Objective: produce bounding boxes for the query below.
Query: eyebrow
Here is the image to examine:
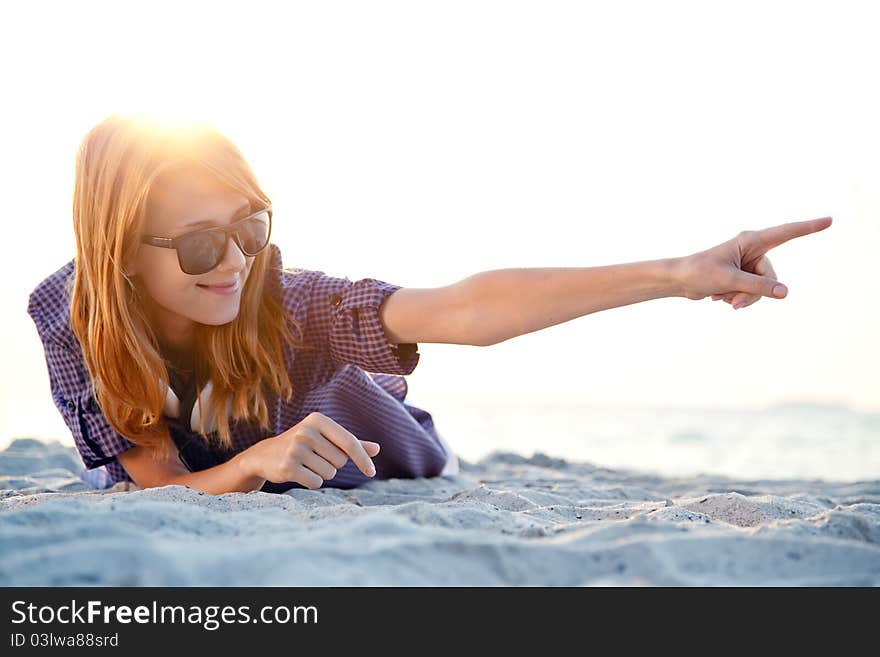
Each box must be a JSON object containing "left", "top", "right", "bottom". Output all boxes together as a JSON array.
[{"left": 180, "top": 200, "right": 252, "bottom": 230}]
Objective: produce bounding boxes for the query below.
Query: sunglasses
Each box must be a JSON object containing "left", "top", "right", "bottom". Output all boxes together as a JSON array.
[{"left": 141, "top": 205, "right": 273, "bottom": 275}]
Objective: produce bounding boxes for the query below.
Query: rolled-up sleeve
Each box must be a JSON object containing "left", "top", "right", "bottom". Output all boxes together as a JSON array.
[{"left": 303, "top": 271, "right": 420, "bottom": 376}]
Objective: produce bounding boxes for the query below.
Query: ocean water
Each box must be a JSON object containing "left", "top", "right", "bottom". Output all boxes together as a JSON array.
[
  {"left": 423, "top": 400, "right": 880, "bottom": 483},
  {"left": 3, "top": 396, "right": 878, "bottom": 484}
]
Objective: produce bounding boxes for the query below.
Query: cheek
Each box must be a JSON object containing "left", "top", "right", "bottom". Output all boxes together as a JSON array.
[{"left": 138, "top": 254, "right": 196, "bottom": 301}]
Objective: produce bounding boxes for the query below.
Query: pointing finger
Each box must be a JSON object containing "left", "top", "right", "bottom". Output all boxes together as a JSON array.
[{"left": 751, "top": 216, "right": 833, "bottom": 252}]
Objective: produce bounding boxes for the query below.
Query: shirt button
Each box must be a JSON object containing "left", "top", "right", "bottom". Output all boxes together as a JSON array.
[
  {"left": 330, "top": 293, "right": 342, "bottom": 307},
  {"left": 65, "top": 400, "right": 76, "bottom": 413}
]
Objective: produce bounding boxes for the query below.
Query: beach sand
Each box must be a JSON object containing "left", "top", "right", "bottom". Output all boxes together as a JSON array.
[{"left": 1, "top": 437, "right": 878, "bottom": 586}]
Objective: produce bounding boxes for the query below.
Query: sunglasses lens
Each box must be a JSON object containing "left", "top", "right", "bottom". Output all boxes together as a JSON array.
[
  {"left": 178, "top": 231, "right": 228, "bottom": 275},
  {"left": 173, "top": 209, "right": 271, "bottom": 274},
  {"left": 235, "top": 211, "right": 271, "bottom": 255}
]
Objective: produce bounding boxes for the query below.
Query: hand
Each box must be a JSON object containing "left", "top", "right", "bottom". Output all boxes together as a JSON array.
[
  {"left": 240, "top": 412, "right": 381, "bottom": 489},
  {"left": 673, "top": 216, "right": 833, "bottom": 308}
]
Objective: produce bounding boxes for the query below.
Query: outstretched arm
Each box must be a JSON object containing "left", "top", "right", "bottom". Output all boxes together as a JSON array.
[
  {"left": 379, "top": 216, "right": 833, "bottom": 347},
  {"left": 463, "top": 258, "right": 682, "bottom": 346}
]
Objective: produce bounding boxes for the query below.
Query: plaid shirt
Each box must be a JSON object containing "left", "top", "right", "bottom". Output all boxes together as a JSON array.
[{"left": 27, "top": 243, "right": 454, "bottom": 491}]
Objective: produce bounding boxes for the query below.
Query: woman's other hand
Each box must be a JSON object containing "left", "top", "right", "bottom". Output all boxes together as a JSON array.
[
  {"left": 673, "top": 216, "right": 833, "bottom": 309},
  {"left": 239, "top": 412, "right": 380, "bottom": 489}
]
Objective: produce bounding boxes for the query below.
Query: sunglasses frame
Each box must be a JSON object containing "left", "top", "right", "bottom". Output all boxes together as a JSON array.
[{"left": 141, "top": 205, "right": 273, "bottom": 275}]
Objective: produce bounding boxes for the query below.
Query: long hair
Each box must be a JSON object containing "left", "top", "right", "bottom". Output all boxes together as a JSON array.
[{"left": 68, "top": 113, "right": 316, "bottom": 463}]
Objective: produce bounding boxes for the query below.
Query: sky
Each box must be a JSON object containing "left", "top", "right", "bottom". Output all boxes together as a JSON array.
[{"left": 1, "top": 0, "right": 878, "bottom": 449}]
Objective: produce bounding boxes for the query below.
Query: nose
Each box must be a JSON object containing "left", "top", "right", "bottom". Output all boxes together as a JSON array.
[{"left": 215, "top": 234, "right": 248, "bottom": 273}]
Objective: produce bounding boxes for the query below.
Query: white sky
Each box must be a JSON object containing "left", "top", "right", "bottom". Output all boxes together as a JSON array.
[{"left": 1, "top": 0, "right": 878, "bottom": 447}]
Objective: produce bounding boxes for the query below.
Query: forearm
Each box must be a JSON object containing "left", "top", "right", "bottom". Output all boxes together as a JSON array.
[
  {"left": 462, "top": 257, "right": 684, "bottom": 346},
  {"left": 161, "top": 451, "right": 267, "bottom": 495}
]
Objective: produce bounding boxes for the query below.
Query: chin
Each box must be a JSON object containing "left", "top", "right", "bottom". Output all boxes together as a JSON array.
[
  {"left": 210, "top": 311, "right": 241, "bottom": 326},
  {"left": 195, "top": 307, "right": 241, "bottom": 326}
]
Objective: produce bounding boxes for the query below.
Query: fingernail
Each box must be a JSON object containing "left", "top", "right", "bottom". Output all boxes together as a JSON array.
[
  {"left": 367, "top": 463, "right": 376, "bottom": 477},
  {"left": 772, "top": 284, "right": 788, "bottom": 298}
]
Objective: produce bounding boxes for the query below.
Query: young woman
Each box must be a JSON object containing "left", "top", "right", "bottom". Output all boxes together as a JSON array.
[{"left": 27, "top": 114, "right": 832, "bottom": 496}]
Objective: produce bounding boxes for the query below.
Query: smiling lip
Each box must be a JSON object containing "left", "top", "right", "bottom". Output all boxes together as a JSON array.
[{"left": 197, "top": 281, "right": 239, "bottom": 295}]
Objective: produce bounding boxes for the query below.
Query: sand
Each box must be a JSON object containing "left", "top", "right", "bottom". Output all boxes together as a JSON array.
[{"left": 1, "top": 437, "right": 878, "bottom": 586}]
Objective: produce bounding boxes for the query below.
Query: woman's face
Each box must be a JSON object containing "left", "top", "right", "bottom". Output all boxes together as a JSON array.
[{"left": 128, "top": 168, "right": 256, "bottom": 348}]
